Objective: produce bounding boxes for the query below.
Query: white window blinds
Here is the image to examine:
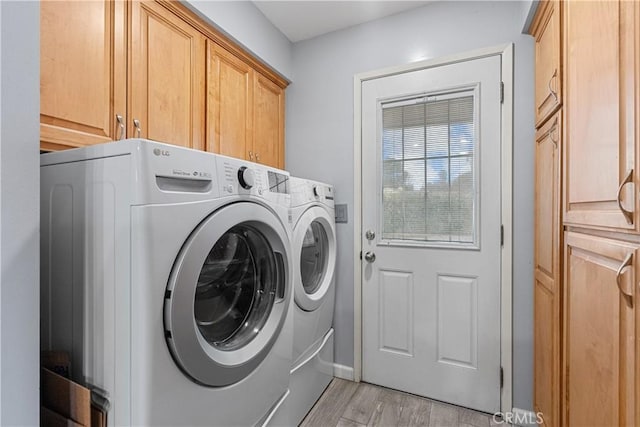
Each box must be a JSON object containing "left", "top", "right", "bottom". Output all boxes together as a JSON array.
[{"left": 381, "top": 93, "right": 476, "bottom": 244}]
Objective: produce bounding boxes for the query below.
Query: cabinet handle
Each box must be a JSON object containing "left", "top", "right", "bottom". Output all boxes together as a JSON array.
[
  {"left": 248, "top": 151, "right": 254, "bottom": 161},
  {"left": 616, "top": 252, "right": 633, "bottom": 302},
  {"left": 616, "top": 169, "right": 634, "bottom": 225},
  {"left": 116, "top": 114, "right": 125, "bottom": 141},
  {"left": 548, "top": 69, "right": 558, "bottom": 103},
  {"left": 133, "top": 119, "right": 142, "bottom": 138},
  {"left": 255, "top": 152, "right": 260, "bottom": 162}
]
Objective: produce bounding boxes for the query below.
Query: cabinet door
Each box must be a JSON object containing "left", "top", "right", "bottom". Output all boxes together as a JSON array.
[
  {"left": 40, "top": 0, "right": 126, "bottom": 150},
  {"left": 531, "top": 0, "right": 561, "bottom": 127},
  {"left": 563, "top": 0, "right": 638, "bottom": 230},
  {"left": 534, "top": 112, "right": 561, "bottom": 427},
  {"left": 564, "top": 232, "right": 636, "bottom": 427},
  {"left": 253, "top": 74, "right": 285, "bottom": 169},
  {"left": 129, "top": 1, "right": 205, "bottom": 150},
  {"left": 206, "top": 42, "right": 253, "bottom": 160}
]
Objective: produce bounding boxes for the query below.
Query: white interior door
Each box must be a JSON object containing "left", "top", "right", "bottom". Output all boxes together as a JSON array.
[{"left": 361, "top": 55, "right": 502, "bottom": 413}]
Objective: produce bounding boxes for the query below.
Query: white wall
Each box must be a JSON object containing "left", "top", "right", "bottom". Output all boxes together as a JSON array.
[
  {"left": 185, "top": 0, "right": 293, "bottom": 80},
  {"left": 286, "top": 1, "right": 535, "bottom": 411},
  {"left": 0, "top": 1, "right": 40, "bottom": 424}
]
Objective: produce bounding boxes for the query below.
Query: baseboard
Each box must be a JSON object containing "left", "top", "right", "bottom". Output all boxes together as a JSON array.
[
  {"left": 508, "top": 408, "right": 542, "bottom": 427},
  {"left": 333, "top": 364, "right": 354, "bottom": 381}
]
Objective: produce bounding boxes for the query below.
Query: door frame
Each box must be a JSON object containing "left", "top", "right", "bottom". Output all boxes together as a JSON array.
[{"left": 352, "top": 44, "right": 514, "bottom": 412}]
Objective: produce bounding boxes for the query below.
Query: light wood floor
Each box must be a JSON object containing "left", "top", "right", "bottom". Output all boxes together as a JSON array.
[{"left": 301, "top": 379, "right": 508, "bottom": 427}]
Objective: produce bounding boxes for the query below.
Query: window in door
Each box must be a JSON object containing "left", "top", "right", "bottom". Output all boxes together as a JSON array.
[{"left": 381, "top": 90, "right": 478, "bottom": 247}]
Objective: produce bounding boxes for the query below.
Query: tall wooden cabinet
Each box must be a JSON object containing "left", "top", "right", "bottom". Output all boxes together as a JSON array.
[
  {"left": 531, "top": 2, "right": 563, "bottom": 425},
  {"left": 564, "top": 233, "right": 636, "bottom": 427},
  {"left": 40, "top": 0, "right": 288, "bottom": 168},
  {"left": 563, "top": 0, "right": 638, "bottom": 230},
  {"left": 532, "top": 0, "right": 561, "bottom": 127},
  {"left": 531, "top": 1, "right": 639, "bottom": 425},
  {"left": 533, "top": 111, "right": 561, "bottom": 427}
]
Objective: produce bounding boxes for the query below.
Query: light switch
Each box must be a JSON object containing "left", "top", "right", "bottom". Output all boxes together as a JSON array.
[{"left": 335, "top": 204, "right": 348, "bottom": 223}]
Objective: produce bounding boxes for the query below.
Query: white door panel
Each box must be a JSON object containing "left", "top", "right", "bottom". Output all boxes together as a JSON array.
[{"left": 361, "top": 55, "right": 501, "bottom": 413}]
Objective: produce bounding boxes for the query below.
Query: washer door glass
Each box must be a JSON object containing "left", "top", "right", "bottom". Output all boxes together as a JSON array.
[
  {"left": 300, "top": 221, "right": 329, "bottom": 295},
  {"left": 195, "top": 225, "right": 277, "bottom": 351},
  {"left": 164, "top": 202, "right": 291, "bottom": 387}
]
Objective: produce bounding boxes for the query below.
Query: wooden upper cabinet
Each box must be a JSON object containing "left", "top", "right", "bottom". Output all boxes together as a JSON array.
[
  {"left": 129, "top": 1, "right": 205, "bottom": 150},
  {"left": 563, "top": 0, "right": 638, "bottom": 230},
  {"left": 41, "top": 1, "right": 287, "bottom": 157},
  {"left": 40, "top": 0, "right": 126, "bottom": 150},
  {"left": 206, "top": 42, "right": 253, "bottom": 160},
  {"left": 530, "top": 0, "right": 561, "bottom": 127},
  {"left": 564, "top": 232, "right": 636, "bottom": 427},
  {"left": 253, "top": 74, "right": 285, "bottom": 169},
  {"left": 206, "top": 41, "right": 285, "bottom": 169},
  {"left": 534, "top": 111, "right": 561, "bottom": 427}
]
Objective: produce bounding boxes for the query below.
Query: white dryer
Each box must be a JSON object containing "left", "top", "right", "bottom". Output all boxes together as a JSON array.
[
  {"left": 286, "top": 177, "right": 337, "bottom": 426},
  {"left": 40, "top": 139, "right": 293, "bottom": 426}
]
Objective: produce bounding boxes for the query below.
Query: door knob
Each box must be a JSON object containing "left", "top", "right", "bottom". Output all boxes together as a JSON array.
[
  {"left": 365, "top": 230, "right": 375, "bottom": 240},
  {"left": 364, "top": 251, "right": 376, "bottom": 263}
]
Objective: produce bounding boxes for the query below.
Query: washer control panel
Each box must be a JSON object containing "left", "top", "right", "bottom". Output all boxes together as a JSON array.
[
  {"left": 215, "top": 156, "right": 290, "bottom": 207},
  {"left": 237, "top": 166, "right": 255, "bottom": 190}
]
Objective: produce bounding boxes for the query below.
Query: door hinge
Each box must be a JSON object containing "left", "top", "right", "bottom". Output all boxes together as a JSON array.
[
  {"left": 500, "top": 82, "right": 504, "bottom": 104},
  {"left": 500, "top": 366, "right": 504, "bottom": 388},
  {"left": 500, "top": 225, "right": 504, "bottom": 247}
]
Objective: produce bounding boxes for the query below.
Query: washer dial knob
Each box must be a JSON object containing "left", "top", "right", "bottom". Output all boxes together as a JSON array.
[
  {"left": 313, "top": 186, "right": 320, "bottom": 197},
  {"left": 237, "top": 166, "right": 255, "bottom": 190}
]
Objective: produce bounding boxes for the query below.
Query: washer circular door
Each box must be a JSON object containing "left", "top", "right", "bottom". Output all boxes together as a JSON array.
[
  {"left": 293, "top": 206, "right": 336, "bottom": 311},
  {"left": 164, "top": 202, "right": 291, "bottom": 387}
]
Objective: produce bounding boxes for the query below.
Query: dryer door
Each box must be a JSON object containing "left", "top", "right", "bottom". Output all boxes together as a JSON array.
[
  {"left": 293, "top": 206, "right": 337, "bottom": 311},
  {"left": 164, "top": 202, "right": 291, "bottom": 386}
]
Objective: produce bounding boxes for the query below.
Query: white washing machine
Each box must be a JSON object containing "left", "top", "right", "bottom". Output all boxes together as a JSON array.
[
  {"left": 280, "top": 177, "right": 337, "bottom": 426},
  {"left": 40, "top": 139, "right": 293, "bottom": 426}
]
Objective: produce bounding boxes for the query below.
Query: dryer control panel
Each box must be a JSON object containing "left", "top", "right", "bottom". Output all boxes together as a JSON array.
[{"left": 290, "top": 177, "right": 335, "bottom": 209}]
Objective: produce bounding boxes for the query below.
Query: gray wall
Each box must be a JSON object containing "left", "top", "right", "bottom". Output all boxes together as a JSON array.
[
  {"left": 285, "top": 1, "right": 535, "bottom": 411},
  {"left": 185, "top": 1, "right": 293, "bottom": 80},
  {"left": 0, "top": 1, "right": 40, "bottom": 424},
  {"left": 520, "top": 0, "right": 539, "bottom": 33},
  {"left": 0, "top": 2, "right": 284, "bottom": 422}
]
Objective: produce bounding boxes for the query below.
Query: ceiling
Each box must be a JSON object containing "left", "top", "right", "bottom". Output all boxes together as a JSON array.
[{"left": 253, "top": 1, "right": 433, "bottom": 43}]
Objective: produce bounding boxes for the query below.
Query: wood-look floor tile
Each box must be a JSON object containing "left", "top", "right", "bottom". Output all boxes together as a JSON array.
[
  {"left": 489, "top": 416, "right": 511, "bottom": 427},
  {"left": 398, "top": 395, "right": 432, "bottom": 427},
  {"left": 367, "top": 387, "right": 407, "bottom": 426},
  {"left": 337, "top": 417, "right": 367, "bottom": 427},
  {"left": 428, "top": 402, "right": 459, "bottom": 427},
  {"left": 301, "top": 378, "right": 359, "bottom": 427},
  {"left": 377, "top": 387, "right": 406, "bottom": 406},
  {"left": 368, "top": 399, "right": 404, "bottom": 426},
  {"left": 305, "top": 380, "right": 498, "bottom": 427},
  {"left": 341, "top": 383, "right": 382, "bottom": 425},
  {"left": 459, "top": 408, "right": 491, "bottom": 427}
]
